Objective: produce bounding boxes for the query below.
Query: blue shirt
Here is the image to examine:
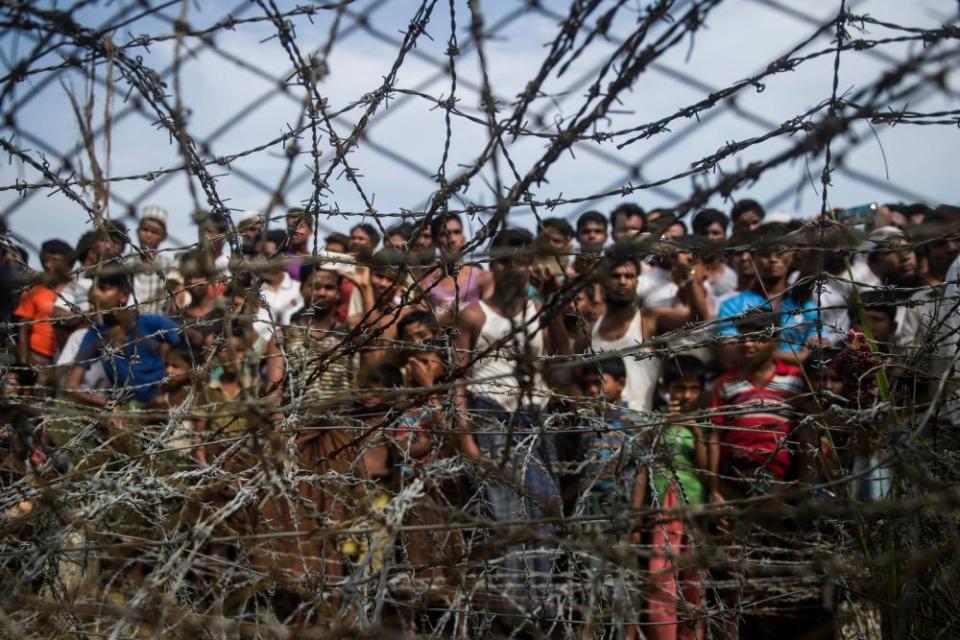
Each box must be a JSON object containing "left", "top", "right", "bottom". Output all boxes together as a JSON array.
[
  {"left": 581, "top": 404, "right": 642, "bottom": 493},
  {"left": 76, "top": 314, "right": 182, "bottom": 403},
  {"left": 717, "top": 290, "right": 818, "bottom": 353}
]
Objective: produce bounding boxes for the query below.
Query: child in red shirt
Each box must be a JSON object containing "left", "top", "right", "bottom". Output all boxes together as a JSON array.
[
  {"left": 708, "top": 312, "right": 817, "bottom": 500},
  {"left": 15, "top": 240, "right": 73, "bottom": 391}
]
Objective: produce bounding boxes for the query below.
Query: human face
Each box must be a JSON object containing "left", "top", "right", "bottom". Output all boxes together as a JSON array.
[
  {"left": 568, "top": 286, "right": 604, "bottom": 323},
  {"left": 737, "top": 209, "right": 763, "bottom": 231},
  {"left": 605, "top": 261, "right": 639, "bottom": 304},
  {"left": 929, "top": 238, "right": 960, "bottom": 275},
  {"left": 864, "top": 309, "right": 895, "bottom": 345},
  {"left": 437, "top": 219, "right": 466, "bottom": 253},
  {"left": 91, "top": 281, "right": 129, "bottom": 311},
  {"left": 820, "top": 366, "right": 844, "bottom": 397},
  {"left": 401, "top": 321, "right": 435, "bottom": 345},
  {"left": 164, "top": 355, "right": 191, "bottom": 389},
  {"left": 612, "top": 213, "right": 644, "bottom": 242},
  {"left": 412, "top": 351, "right": 445, "bottom": 384},
  {"left": 667, "top": 378, "right": 703, "bottom": 413},
  {"left": 301, "top": 270, "right": 340, "bottom": 313},
  {"left": 241, "top": 223, "right": 263, "bottom": 246},
  {"left": 40, "top": 251, "right": 69, "bottom": 276},
  {"left": 370, "top": 268, "right": 400, "bottom": 300},
  {"left": 540, "top": 227, "right": 571, "bottom": 254},
  {"left": 217, "top": 336, "right": 248, "bottom": 375},
  {"left": 738, "top": 330, "right": 776, "bottom": 368},
  {"left": 578, "top": 221, "right": 607, "bottom": 251},
  {"left": 202, "top": 223, "right": 227, "bottom": 255},
  {"left": 96, "top": 235, "right": 121, "bottom": 260},
  {"left": 663, "top": 223, "right": 685, "bottom": 242},
  {"left": 731, "top": 249, "right": 753, "bottom": 282},
  {"left": 185, "top": 275, "right": 210, "bottom": 302},
  {"left": 387, "top": 233, "right": 407, "bottom": 250},
  {"left": 286, "top": 215, "right": 311, "bottom": 247},
  {"left": 491, "top": 254, "right": 532, "bottom": 294},
  {"left": 872, "top": 240, "right": 915, "bottom": 281},
  {"left": 703, "top": 222, "right": 726, "bottom": 243},
  {"left": 753, "top": 248, "right": 792, "bottom": 285},
  {"left": 350, "top": 228, "right": 375, "bottom": 258},
  {"left": 417, "top": 227, "right": 434, "bottom": 249},
  {"left": 137, "top": 219, "right": 166, "bottom": 250},
  {"left": 325, "top": 240, "right": 348, "bottom": 254},
  {"left": 582, "top": 371, "right": 624, "bottom": 403}
]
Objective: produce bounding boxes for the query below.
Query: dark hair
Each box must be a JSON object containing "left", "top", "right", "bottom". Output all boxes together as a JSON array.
[
  {"left": 429, "top": 213, "right": 463, "bottom": 243},
  {"left": 604, "top": 241, "right": 643, "bottom": 274},
  {"left": 201, "top": 211, "right": 231, "bottom": 232},
  {"left": 610, "top": 202, "right": 646, "bottom": 228},
  {"left": 387, "top": 222, "right": 414, "bottom": 242},
  {"left": 734, "top": 309, "right": 781, "bottom": 334},
  {"left": 883, "top": 202, "right": 908, "bottom": 214},
  {"left": 361, "top": 362, "right": 405, "bottom": 389},
  {"left": 75, "top": 231, "right": 99, "bottom": 263},
  {"left": 645, "top": 211, "right": 682, "bottom": 237},
  {"left": 539, "top": 217, "right": 574, "bottom": 239},
  {"left": 299, "top": 262, "right": 340, "bottom": 286},
  {"left": 489, "top": 227, "right": 534, "bottom": 255},
  {"left": 351, "top": 222, "right": 381, "bottom": 248},
  {"left": 585, "top": 355, "right": 627, "bottom": 381},
  {"left": 286, "top": 208, "right": 314, "bottom": 228},
  {"left": 748, "top": 221, "right": 792, "bottom": 254},
  {"left": 40, "top": 239, "right": 73, "bottom": 259},
  {"left": 106, "top": 220, "right": 129, "bottom": 243},
  {"left": 371, "top": 247, "right": 405, "bottom": 272},
  {"left": 661, "top": 355, "right": 706, "bottom": 386},
  {"left": 166, "top": 341, "right": 200, "bottom": 366},
  {"left": 576, "top": 210, "right": 608, "bottom": 233},
  {"left": 666, "top": 219, "right": 688, "bottom": 235},
  {"left": 849, "top": 290, "right": 898, "bottom": 325},
  {"left": 325, "top": 232, "right": 351, "bottom": 249},
  {"left": 397, "top": 310, "right": 440, "bottom": 340},
  {"left": 691, "top": 209, "right": 729, "bottom": 236},
  {"left": 265, "top": 229, "right": 288, "bottom": 251},
  {"left": 93, "top": 261, "right": 133, "bottom": 292},
  {"left": 906, "top": 202, "right": 932, "bottom": 223},
  {"left": 804, "top": 345, "right": 840, "bottom": 378},
  {"left": 730, "top": 199, "right": 766, "bottom": 223}
]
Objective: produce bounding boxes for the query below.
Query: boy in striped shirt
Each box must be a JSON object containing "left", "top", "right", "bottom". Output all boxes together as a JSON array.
[{"left": 708, "top": 312, "right": 817, "bottom": 500}]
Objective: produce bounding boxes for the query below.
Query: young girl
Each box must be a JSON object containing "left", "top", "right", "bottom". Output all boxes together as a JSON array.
[{"left": 635, "top": 356, "right": 709, "bottom": 640}]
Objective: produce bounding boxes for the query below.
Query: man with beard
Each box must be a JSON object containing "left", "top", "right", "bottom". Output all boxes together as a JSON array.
[
  {"left": 580, "top": 244, "right": 709, "bottom": 413},
  {"left": 455, "top": 228, "right": 567, "bottom": 606},
  {"left": 264, "top": 264, "right": 357, "bottom": 411},
  {"left": 717, "top": 223, "right": 819, "bottom": 364}
]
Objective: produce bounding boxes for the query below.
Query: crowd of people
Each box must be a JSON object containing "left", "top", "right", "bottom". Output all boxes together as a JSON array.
[{"left": 1, "top": 198, "right": 957, "bottom": 637}]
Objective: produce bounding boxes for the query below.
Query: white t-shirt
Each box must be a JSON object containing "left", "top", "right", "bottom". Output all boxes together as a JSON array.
[
  {"left": 636, "top": 266, "right": 676, "bottom": 309},
  {"left": 254, "top": 273, "right": 304, "bottom": 338},
  {"left": 57, "top": 275, "right": 93, "bottom": 314},
  {"left": 57, "top": 326, "right": 110, "bottom": 391}
]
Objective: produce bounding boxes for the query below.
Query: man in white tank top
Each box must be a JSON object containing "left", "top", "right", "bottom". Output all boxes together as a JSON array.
[
  {"left": 579, "top": 248, "right": 709, "bottom": 413},
  {"left": 454, "top": 228, "right": 568, "bottom": 604}
]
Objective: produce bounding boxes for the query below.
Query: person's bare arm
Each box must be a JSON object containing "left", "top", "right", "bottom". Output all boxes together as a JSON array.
[
  {"left": 774, "top": 343, "right": 811, "bottom": 365},
  {"left": 455, "top": 303, "right": 484, "bottom": 460},
  {"left": 707, "top": 428, "right": 721, "bottom": 499},
  {"left": 690, "top": 424, "right": 709, "bottom": 472},
  {"left": 262, "top": 335, "right": 284, "bottom": 400},
  {"left": 17, "top": 323, "right": 30, "bottom": 365},
  {"left": 65, "top": 365, "right": 107, "bottom": 407},
  {"left": 343, "top": 267, "right": 374, "bottom": 313}
]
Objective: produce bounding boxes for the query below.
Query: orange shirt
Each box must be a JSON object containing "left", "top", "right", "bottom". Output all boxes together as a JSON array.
[{"left": 15, "top": 285, "right": 59, "bottom": 358}]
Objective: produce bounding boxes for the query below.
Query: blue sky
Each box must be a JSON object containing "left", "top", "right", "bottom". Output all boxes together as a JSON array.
[{"left": 1, "top": 0, "right": 957, "bottom": 262}]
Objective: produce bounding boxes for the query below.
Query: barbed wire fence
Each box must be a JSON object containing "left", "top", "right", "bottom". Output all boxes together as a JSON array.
[{"left": 0, "top": 0, "right": 959, "bottom": 638}]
